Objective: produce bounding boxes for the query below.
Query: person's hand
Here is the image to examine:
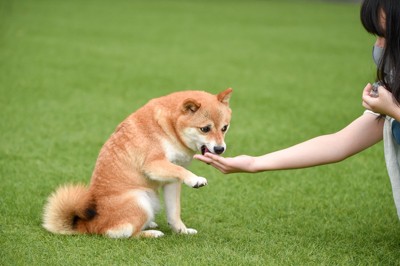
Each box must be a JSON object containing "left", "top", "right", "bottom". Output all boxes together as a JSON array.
[
  {"left": 362, "top": 83, "right": 397, "bottom": 117},
  {"left": 193, "top": 153, "right": 257, "bottom": 174}
]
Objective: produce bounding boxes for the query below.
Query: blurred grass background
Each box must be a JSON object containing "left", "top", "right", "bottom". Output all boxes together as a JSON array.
[{"left": 1, "top": 0, "right": 400, "bottom": 265}]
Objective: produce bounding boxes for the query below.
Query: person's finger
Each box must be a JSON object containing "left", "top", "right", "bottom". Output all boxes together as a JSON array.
[
  {"left": 362, "top": 101, "right": 372, "bottom": 110},
  {"left": 362, "top": 83, "right": 372, "bottom": 95},
  {"left": 209, "top": 161, "right": 229, "bottom": 173},
  {"left": 204, "top": 152, "right": 224, "bottom": 161},
  {"left": 362, "top": 90, "right": 377, "bottom": 104},
  {"left": 193, "top": 154, "right": 214, "bottom": 164}
]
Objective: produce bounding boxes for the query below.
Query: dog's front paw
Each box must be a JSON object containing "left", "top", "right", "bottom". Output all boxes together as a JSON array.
[
  {"left": 184, "top": 176, "right": 208, "bottom": 188},
  {"left": 170, "top": 223, "right": 198, "bottom": 235},
  {"left": 176, "top": 227, "right": 198, "bottom": 235}
]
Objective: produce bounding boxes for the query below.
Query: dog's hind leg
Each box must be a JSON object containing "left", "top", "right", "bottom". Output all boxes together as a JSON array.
[
  {"left": 137, "top": 229, "right": 164, "bottom": 238},
  {"left": 106, "top": 223, "right": 164, "bottom": 239},
  {"left": 101, "top": 190, "right": 164, "bottom": 238}
]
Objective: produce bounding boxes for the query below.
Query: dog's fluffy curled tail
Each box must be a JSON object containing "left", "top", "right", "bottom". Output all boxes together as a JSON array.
[{"left": 42, "top": 184, "right": 92, "bottom": 235}]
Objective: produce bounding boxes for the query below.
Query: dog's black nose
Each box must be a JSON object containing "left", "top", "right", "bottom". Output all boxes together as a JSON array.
[{"left": 214, "top": 146, "right": 225, "bottom": 154}]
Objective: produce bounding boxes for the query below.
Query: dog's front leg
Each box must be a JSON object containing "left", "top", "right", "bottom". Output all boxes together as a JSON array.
[
  {"left": 163, "top": 182, "right": 197, "bottom": 234},
  {"left": 144, "top": 160, "right": 207, "bottom": 188}
]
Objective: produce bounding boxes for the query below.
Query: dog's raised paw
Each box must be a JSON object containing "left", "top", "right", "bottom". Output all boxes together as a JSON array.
[{"left": 185, "top": 176, "right": 208, "bottom": 188}]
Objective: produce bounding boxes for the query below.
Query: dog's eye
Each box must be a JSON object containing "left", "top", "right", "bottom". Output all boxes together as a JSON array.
[
  {"left": 221, "top": 125, "right": 228, "bottom": 132},
  {"left": 200, "top": 126, "right": 211, "bottom": 133}
]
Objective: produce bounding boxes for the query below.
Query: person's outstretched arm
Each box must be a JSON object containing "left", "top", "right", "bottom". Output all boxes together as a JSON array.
[
  {"left": 194, "top": 83, "right": 397, "bottom": 174},
  {"left": 194, "top": 112, "right": 384, "bottom": 173}
]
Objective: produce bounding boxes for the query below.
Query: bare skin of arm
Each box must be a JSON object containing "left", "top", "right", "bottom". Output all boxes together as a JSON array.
[
  {"left": 194, "top": 112, "right": 383, "bottom": 173},
  {"left": 194, "top": 83, "right": 400, "bottom": 174}
]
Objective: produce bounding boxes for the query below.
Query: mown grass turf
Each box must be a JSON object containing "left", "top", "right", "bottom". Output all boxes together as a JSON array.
[{"left": 2, "top": 0, "right": 400, "bottom": 265}]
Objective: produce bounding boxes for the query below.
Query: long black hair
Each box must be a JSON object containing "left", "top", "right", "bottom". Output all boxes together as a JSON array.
[{"left": 361, "top": 0, "right": 400, "bottom": 103}]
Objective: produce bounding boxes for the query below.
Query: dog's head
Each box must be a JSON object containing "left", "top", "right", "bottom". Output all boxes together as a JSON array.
[{"left": 177, "top": 88, "right": 232, "bottom": 155}]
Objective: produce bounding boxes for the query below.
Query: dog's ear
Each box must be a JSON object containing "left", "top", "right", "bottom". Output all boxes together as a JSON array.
[
  {"left": 217, "top": 88, "right": 233, "bottom": 105},
  {"left": 182, "top": 98, "right": 201, "bottom": 113}
]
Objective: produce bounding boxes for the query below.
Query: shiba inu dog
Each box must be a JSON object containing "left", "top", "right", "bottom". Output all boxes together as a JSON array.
[{"left": 43, "top": 88, "right": 232, "bottom": 238}]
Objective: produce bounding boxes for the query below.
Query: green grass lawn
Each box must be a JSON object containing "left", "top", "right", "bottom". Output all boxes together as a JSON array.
[{"left": 2, "top": 0, "right": 400, "bottom": 264}]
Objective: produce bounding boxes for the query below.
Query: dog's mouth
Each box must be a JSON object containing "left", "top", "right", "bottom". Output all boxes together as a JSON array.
[{"left": 201, "top": 145, "right": 210, "bottom": 155}]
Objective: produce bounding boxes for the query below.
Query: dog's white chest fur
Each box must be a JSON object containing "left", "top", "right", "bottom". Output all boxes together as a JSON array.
[{"left": 162, "top": 140, "right": 192, "bottom": 167}]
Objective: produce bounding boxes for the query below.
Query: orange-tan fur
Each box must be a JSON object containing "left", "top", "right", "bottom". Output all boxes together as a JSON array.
[{"left": 43, "top": 88, "right": 232, "bottom": 238}]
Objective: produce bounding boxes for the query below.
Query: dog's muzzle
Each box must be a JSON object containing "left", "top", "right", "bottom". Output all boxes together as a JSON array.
[{"left": 201, "top": 145, "right": 225, "bottom": 155}]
